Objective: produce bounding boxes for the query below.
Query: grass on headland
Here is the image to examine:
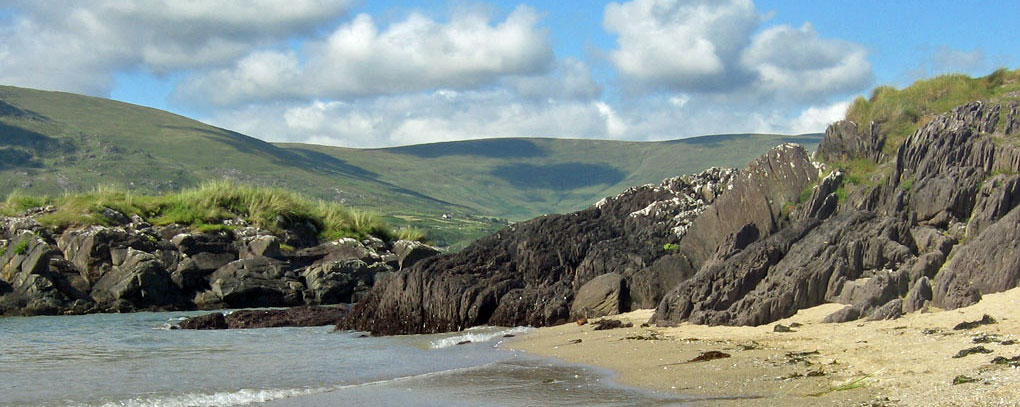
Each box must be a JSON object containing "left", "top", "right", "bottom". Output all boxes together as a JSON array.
[
  {"left": 844, "top": 68, "right": 1020, "bottom": 158},
  {"left": 0, "top": 181, "right": 427, "bottom": 243}
]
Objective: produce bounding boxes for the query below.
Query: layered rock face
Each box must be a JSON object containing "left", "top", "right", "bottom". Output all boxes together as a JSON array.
[
  {"left": 341, "top": 148, "right": 818, "bottom": 335},
  {"left": 0, "top": 214, "right": 437, "bottom": 316},
  {"left": 653, "top": 100, "right": 1020, "bottom": 326}
]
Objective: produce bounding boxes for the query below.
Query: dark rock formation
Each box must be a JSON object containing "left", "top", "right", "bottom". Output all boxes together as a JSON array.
[
  {"left": 177, "top": 305, "right": 349, "bottom": 329},
  {"left": 816, "top": 120, "right": 885, "bottom": 163},
  {"left": 341, "top": 150, "right": 808, "bottom": 335}
]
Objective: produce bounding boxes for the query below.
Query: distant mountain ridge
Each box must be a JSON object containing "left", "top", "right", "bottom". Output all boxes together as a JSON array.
[{"left": 0, "top": 84, "right": 821, "bottom": 247}]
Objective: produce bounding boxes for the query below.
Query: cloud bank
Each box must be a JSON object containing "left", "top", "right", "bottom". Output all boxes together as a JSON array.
[{"left": 0, "top": 0, "right": 876, "bottom": 147}]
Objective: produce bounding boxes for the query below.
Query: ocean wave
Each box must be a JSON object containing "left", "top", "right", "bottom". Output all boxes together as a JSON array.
[
  {"left": 81, "top": 387, "right": 324, "bottom": 407},
  {"left": 75, "top": 364, "right": 498, "bottom": 407},
  {"left": 430, "top": 326, "right": 532, "bottom": 349}
]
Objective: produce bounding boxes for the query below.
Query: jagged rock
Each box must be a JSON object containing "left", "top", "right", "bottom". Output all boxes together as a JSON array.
[
  {"left": 908, "top": 252, "right": 945, "bottom": 282},
  {"left": 392, "top": 240, "right": 441, "bottom": 270},
  {"left": 822, "top": 306, "right": 861, "bottom": 323},
  {"left": 653, "top": 210, "right": 914, "bottom": 326},
  {"left": 967, "top": 174, "right": 1020, "bottom": 238},
  {"left": 867, "top": 298, "right": 904, "bottom": 321},
  {"left": 933, "top": 204, "right": 1020, "bottom": 309},
  {"left": 909, "top": 227, "right": 956, "bottom": 256},
  {"left": 904, "top": 277, "right": 932, "bottom": 313},
  {"left": 798, "top": 171, "right": 843, "bottom": 221},
  {"left": 302, "top": 259, "right": 375, "bottom": 304},
  {"left": 187, "top": 252, "right": 236, "bottom": 272},
  {"left": 0, "top": 234, "right": 89, "bottom": 315},
  {"left": 675, "top": 144, "right": 819, "bottom": 275},
  {"left": 816, "top": 120, "right": 885, "bottom": 162},
  {"left": 209, "top": 256, "right": 303, "bottom": 308},
  {"left": 570, "top": 272, "right": 626, "bottom": 320},
  {"left": 90, "top": 248, "right": 185, "bottom": 311},
  {"left": 908, "top": 167, "right": 982, "bottom": 227},
  {"left": 340, "top": 167, "right": 736, "bottom": 335}
]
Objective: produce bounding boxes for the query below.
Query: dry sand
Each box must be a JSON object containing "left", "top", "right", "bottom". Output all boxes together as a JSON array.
[{"left": 506, "top": 288, "right": 1020, "bottom": 406}]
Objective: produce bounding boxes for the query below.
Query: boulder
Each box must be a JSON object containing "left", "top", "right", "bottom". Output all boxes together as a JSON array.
[
  {"left": 239, "top": 235, "right": 283, "bottom": 260},
  {"left": 392, "top": 240, "right": 441, "bottom": 270},
  {"left": 866, "top": 298, "right": 904, "bottom": 321},
  {"left": 90, "top": 248, "right": 185, "bottom": 311},
  {"left": 822, "top": 306, "right": 861, "bottom": 323},
  {"left": 302, "top": 259, "right": 375, "bottom": 304},
  {"left": 177, "top": 312, "right": 227, "bottom": 329},
  {"left": 569, "top": 272, "right": 626, "bottom": 320},
  {"left": 209, "top": 256, "right": 303, "bottom": 308},
  {"left": 171, "top": 232, "right": 235, "bottom": 256}
]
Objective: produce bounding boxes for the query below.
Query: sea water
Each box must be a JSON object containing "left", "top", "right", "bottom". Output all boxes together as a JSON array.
[{"left": 0, "top": 311, "right": 691, "bottom": 406}]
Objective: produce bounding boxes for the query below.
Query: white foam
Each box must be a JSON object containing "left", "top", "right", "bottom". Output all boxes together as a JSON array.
[
  {"left": 84, "top": 387, "right": 324, "bottom": 407},
  {"left": 430, "top": 326, "right": 532, "bottom": 349}
]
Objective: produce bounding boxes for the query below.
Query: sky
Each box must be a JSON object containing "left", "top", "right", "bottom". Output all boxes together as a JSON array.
[{"left": 0, "top": 0, "right": 1017, "bottom": 148}]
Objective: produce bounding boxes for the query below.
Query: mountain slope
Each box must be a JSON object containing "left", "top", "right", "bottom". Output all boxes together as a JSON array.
[{"left": 0, "top": 84, "right": 821, "bottom": 246}]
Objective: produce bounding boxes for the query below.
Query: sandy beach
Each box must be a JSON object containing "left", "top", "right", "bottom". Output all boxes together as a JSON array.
[{"left": 506, "top": 288, "right": 1020, "bottom": 406}]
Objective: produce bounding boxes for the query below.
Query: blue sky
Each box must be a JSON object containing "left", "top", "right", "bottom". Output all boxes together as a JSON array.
[{"left": 1, "top": 0, "right": 1016, "bottom": 147}]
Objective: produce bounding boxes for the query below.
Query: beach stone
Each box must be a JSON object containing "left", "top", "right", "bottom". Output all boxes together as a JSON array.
[
  {"left": 209, "top": 256, "right": 302, "bottom": 308},
  {"left": 570, "top": 272, "right": 626, "bottom": 320},
  {"left": 866, "top": 298, "right": 904, "bottom": 321},
  {"left": 822, "top": 306, "right": 862, "bottom": 323}
]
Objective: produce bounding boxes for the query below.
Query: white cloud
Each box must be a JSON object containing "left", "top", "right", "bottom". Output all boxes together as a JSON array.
[
  {"left": 603, "top": 0, "right": 872, "bottom": 102},
  {"left": 178, "top": 6, "right": 555, "bottom": 105},
  {"left": 788, "top": 100, "right": 852, "bottom": 134},
  {"left": 742, "top": 23, "right": 872, "bottom": 101},
  {"left": 604, "top": 0, "right": 758, "bottom": 91},
  {"left": 0, "top": 0, "right": 354, "bottom": 94}
]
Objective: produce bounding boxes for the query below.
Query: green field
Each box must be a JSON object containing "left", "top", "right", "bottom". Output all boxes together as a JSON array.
[{"left": 0, "top": 84, "right": 821, "bottom": 248}]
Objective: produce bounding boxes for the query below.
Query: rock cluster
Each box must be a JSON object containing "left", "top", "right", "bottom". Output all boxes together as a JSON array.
[{"left": 0, "top": 214, "right": 439, "bottom": 316}]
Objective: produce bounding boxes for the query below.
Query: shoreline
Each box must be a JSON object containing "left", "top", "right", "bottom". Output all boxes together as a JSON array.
[{"left": 506, "top": 288, "right": 1020, "bottom": 406}]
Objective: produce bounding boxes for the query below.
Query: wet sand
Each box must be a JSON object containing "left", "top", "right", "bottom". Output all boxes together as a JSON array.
[{"left": 507, "top": 287, "right": 1020, "bottom": 406}]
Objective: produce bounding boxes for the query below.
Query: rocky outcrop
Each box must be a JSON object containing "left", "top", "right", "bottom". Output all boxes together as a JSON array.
[
  {"left": 341, "top": 152, "right": 810, "bottom": 335},
  {"left": 816, "top": 120, "right": 885, "bottom": 163},
  {"left": 0, "top": 210, "right": 439, "bottom": 316},
  {"left": 652, "top": 99, "right": 1020, "bottom": 327}
]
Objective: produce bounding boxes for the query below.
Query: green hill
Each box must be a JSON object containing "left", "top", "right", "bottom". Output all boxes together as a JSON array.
[{"left": 0, "top": 84, "right": 821, "bottom": 247}]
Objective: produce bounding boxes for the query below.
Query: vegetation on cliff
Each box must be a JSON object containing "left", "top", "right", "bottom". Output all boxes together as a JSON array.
[{"left": 0, "top": 181, "right": 425, "bottom": 242}]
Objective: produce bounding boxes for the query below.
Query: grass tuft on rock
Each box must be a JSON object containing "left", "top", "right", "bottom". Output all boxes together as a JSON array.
[{"left": 1, "top": 181, "right": 416, "bottom": 242}]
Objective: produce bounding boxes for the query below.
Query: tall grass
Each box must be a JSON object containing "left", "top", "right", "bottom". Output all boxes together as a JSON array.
[
  {"left": 0, "top": 181, "right": 421, "bottom": 242},
  {"left": 844, "top": 68, "right": 1020, "bottom": 158}
]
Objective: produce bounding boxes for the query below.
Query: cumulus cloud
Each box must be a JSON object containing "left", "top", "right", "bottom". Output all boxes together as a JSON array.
[
  {"left": 178, "top": 6, "right": 555, "bottom": 105},
  {"left": 603, "top": 0, "right": 872, "bottom": 102},
  {"left": 0, "top": 0, "right": 353, "bottom": 94},
  {"left": 604, "top": 0, "right": 758, "bottom": 91},
  {"left": 743, "top": 23, "right": 872, "bottom": 101}
]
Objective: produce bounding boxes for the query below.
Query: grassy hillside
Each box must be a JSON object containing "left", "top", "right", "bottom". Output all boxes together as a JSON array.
[
  {"left": 828, "top": 68, "right": 1020, "bottom": 192},
  {"left": 0, "top": 84, "right": 821, "bottom": 248},
  {"left": 280, "top": 133, "right": 823, "bottom": 220}
]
